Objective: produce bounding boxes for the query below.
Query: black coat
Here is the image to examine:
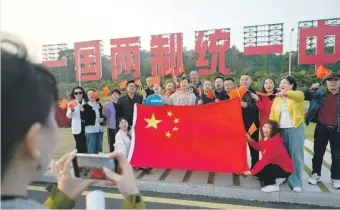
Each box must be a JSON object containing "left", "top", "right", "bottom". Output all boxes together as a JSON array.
[
  {"left": 116, "top": 94, "right": 143, "bottom": 125},
  {"left": 81, "top": 102, "right": 104, "bottom": 126},
  {"left": 241, "top": 88, "right": 259, "bottom": 130}
]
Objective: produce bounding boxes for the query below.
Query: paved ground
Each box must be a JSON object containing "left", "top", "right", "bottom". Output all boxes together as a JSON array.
[
  {"left": 37, "top": 138, "right": 340, "bottom": 207},
  {"left": 28, "top": 184, "right": 331, "bottom": 209}
]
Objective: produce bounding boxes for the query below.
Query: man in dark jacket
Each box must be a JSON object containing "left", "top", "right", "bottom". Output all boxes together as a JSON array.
[
  {"left": 214, "top": 76, "right": 229, "bottom": 101},
  {"left": 117, "top": 80, "right": 143, "bottom": 126},
  {"left": 304, "top": 72, "right": 340, "bottom": 189},
  {"left": 145, "top": 77, "right": 155, "bottom": 97},
  {"left": 240, "top": 74, "right": 260, "bottom": 169}
]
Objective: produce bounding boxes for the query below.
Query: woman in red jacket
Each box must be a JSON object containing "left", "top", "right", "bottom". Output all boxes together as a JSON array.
[
  {"left": 251, "top": 78, "right": 277, "bottom": 127},
  {"left": 244, "top": 120, "right": 294, "bottom": 193}
]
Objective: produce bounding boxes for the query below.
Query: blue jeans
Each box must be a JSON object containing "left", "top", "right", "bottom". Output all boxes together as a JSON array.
[
  {"left": 280, "top": 124, "right": 305, "bottom": 188},
  {"left": 86, "top": 132, "right": 103, "bottom": 154}
]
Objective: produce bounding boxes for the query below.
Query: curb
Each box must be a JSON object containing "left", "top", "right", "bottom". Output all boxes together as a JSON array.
[{"left": 36, "top": 173, "right": 340, "bottom": 208}]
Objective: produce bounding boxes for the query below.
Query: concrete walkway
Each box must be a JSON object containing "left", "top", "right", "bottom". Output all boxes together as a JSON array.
[{"left": 37, "top": 139, "right": 340, "bottom": 208}]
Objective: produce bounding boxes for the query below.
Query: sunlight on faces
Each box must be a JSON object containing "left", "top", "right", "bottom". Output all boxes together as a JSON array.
[
  {"left": 214, "top": 78, "right": 224, "bottom": 90},
  {"left": 146, "top": 77, "right": 153, "bottom": 87},
  {"left": 126, "top": 83, "right": 136, "bottom": 94},
  {"left": 264, "top": 79, "right": 275, "bottom": 93},
  {"left": 262, "top": 123, "right": 272, "bottom": 140},
  {"left": 180, "top": 79, "right": 189, "bottom": 88},
  {"left": 279, "top": 79, "right": 293, "bottom": 92},
  {"left": 74, "top": 88, "right": 83, "bottom": 101},
  {"left": 87, "top": 90, "right": 95, "bottom": 101},
  {"left": 153, "top": 83, "right": 162, "bottom": 94},
  {"left": 326, "top": 78, "right": 340, "bottom": 91},
  {"left": 240, "top": 75, "right": 252, "bottom": 88},
  {"left": 190, "top": 71, "right": 199, "bottom": 83},
  {"left": 119, "top": 119, "right": 129, "bottom": 131},
  {"left": 166, "top": 82, "right": 175, "bottom": 91},
  {"left": 203, "top": 80, "right": 212, "bottom": 91},
  {"left": 224, "top": 80, "right": 234, "bottom": 91}
]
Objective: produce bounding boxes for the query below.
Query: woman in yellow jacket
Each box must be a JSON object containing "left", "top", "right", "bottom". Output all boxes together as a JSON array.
[{"left": 270, "top": 75, "right": 305, "bottom": 193}]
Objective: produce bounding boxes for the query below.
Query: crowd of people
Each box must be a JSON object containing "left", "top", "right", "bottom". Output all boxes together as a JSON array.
[{"left": 66, "top": 68, "right": 340, "bottom": 193}]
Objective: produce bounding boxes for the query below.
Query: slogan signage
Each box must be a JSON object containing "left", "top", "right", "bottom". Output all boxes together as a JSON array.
[{"left": 44, "top": 18, "right": 340, "bottom": 81}]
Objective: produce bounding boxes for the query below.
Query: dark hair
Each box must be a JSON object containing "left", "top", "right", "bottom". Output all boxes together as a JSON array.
[
  {"left": 280, "top": 75, "right": 297, "bottom": 91},
  {"left": 262, "top": 120, "right": 280, "bottom": 138},
  {"left": 214, "top": 76, "right": 224, "bottom": 82},
  {"left": 69, "top": 86, "right": 85, "bottom": 100},
  {"left": 111, "top": 88, "right": 121, "bottom": 95},
  {"left": 181, "top": 77, "right": 190, "bottom": 83},
  {"left": 1, "top": 45, "right": 58, "bottom": 178},
  {"left": 224, "top": 78, "right": 235, "bottom": 83},
  {"left": 126, "top": 80, "right": 135, "bottom": 87},
  {"left": 241, "top": 73, "right": 252, "bottom": 79},
  {"left": 118, "top": 118, "right": 130, "bottom": 130},
  {"left": 188, "top": 84, "right": 199, "bottom": 96},
  {"left": 261, "top": 78, "right": 277, "bottom": 101}
]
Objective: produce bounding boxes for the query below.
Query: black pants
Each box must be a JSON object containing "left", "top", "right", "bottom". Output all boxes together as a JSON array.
[
  {"left": 108, "top": 128, "right": 116, "bottom": 153},
  {"left": 257, "top": 164, "right": 291, "bottom": 186},
  {"left": 248, "top": 130, "right": 259, "bottom": 168},
  {"left": 312, "top": 124, "right": 340, "bottom": 180},
  {"left": 74, "top": 130, "right": 87, "bottom": 153}
]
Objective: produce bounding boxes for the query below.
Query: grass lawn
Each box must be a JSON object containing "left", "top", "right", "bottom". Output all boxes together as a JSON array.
[{"left": 53, "top": 123, "right": 317, "bottom": 160}]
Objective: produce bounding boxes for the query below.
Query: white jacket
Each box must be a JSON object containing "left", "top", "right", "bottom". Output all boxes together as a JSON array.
[
  {"left": 114, "top": 130, "right": 131, "bottom": 157},
  {"left": 66, "top": 101, "right": 84, "bottom": 134}
]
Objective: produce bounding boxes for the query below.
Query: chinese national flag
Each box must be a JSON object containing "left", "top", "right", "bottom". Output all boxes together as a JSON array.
[
  {"left": 315, "top": 65, "right": 331, "bottom": 79},
  {"left": 129, "top": 100, "right": 248, "bottom": 173}
]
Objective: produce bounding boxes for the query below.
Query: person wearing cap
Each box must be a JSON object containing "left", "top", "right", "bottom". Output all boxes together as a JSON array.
[{"left": 304, "top": 72, "right": 340, "bottom": 189}]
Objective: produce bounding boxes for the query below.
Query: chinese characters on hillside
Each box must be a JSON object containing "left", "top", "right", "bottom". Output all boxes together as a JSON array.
[{"left": 42, "top": 18, "right": 340, "bottom": 82}]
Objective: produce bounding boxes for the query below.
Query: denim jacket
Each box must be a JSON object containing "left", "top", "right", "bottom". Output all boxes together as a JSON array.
[{"left": 304, "top": 89, "right": 340, "bottom": 132}]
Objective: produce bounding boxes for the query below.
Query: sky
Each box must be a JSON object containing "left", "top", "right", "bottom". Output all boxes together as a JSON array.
[{"left": 1, "top": 0, "right": 339, "bottom": 61}]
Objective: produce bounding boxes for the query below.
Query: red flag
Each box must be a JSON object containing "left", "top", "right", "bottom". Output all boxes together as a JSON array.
[
  {"left": 68, "top": 100, "right": 78, "bottom": 109},
  {"left": 178, "top": 65, "right": 185, "bottom": 73},
  {"left": 248, "top": 122, "right": 257, "bottom": 135},
  {"left": 102, "top": 86, "right": 110, "bottom": 96},
  {"left": 151, "top": 76, "right": 160, "bottom": 85},
  {"left": 135, "top": 79, "right": 142, "bottom": 86},
  {"left": 315, "top": 65, "right": 331, "bottom": 79},
  {"left": 59, "top": 98, "right": 68, "bottom": 110},
  {"left": 206, "top": 89, "right": 215, "bottom": 99},
  {"left": 166, "top": 68, "right": 174, "bottom": 76},
  {"left": 130, "top": 100, "right": 248, "bottom": 173},
  {"left": 120, "top": 80, "right": 127, "bottom": 89}
]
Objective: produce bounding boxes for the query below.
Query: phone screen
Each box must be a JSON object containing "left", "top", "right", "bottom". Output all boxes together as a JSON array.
[{"left": 72, "top": 154, "right": 119, "bottom": 180}]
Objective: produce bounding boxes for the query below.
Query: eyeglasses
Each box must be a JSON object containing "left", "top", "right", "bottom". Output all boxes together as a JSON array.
[{"left": 74, "top": 92, "right": 83, "bottom": 95}]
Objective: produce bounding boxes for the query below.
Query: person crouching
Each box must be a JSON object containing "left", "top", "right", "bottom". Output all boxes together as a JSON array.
[{"left": 243, "top": 120, "right": 294, "bottom": 192}]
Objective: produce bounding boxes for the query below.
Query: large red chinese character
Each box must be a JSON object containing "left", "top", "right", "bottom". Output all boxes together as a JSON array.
[
  {"left": 74, "top": 40, "right": 102, "bottom": 81},
  {"left": 150, "top": 33, "right": 183, "bottom": 76},
  {"left": 110, "top": 37, "right": 140, "bottom": 80},
  {"left": 299, "top": 20, "right": 340, "bottom": 66},
  {"left": 195, "top": 29, "right": 230, "bottom": 75}
]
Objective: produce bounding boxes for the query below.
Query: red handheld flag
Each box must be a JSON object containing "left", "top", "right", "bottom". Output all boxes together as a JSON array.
[
  {"left": 178, "top": 65, "right": 185, "bottom": 73},
  {"left": 206, "top": 89, "right": 215, "bottom": 99},
  {"left": 130, "top": 100, "right": 248, "bottom": 173},
  {"left": 166, "top": 68, "right": 174, "bottom": 76},
  {"left": 102, "top": 86, "right": 110, "bottom": 96},
  {"left": 92, "top": 92, "right": 100, "bottom": 100},
  {"left": 120, "top": 80, "right": 128, "bottom": 89},
  {"left": 315, "top": 65, "right": 331, "bottom": 79},
  {"left": 135, "top": 79, "right": 142, "bottom": 86},
  {"left": 248, "top": 123, "right": 257, "bottom": 135},
  {"left": 151, "top": 77, "right": 160, "bottom": 85},
  {"left": 59, "top": 98, "right": 68, "bottom": 110},
  {"left": 68, "top": 100, "right": 78, "bottom": 109}
]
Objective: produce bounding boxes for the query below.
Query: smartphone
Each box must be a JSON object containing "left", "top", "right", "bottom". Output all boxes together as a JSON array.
[{"left": 72, "top": 154, "right": 120, "bottom": 180}]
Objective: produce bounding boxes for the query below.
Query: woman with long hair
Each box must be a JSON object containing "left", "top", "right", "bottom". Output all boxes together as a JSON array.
[
  {"left": 114, "top": 118, "right": 132, "bottom": 158},
  {"left": 1, "top": 32, "right": 145, "bottom": 209},
  {"left": 251, "top": 78, "right": 278, "bottom": 127},
  {"left": 82, "top": 89, "right": 105, "bottom": 154},
  {"left": 66, "top": 86, "right": 87, "bottom": 153},
  {"left": 270, "top": 75, "right": 305, "bottom": 192}
]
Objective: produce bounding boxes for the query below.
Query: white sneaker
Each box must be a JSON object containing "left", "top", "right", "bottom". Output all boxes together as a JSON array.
[
  {"left": 275, "top": 178, "right": 286, "bottom": 186},
  {"left": 331, "top": 179, "right": 340, "bottom": 189},
  {"left": 293, "top": 187, "right": 302, "bottom": 192},
  {"left": 261, "top": 185, "right": 279, "bottom": 192},
  {"left": 308, "top": 173, "right": 320, "bottom": 185}
]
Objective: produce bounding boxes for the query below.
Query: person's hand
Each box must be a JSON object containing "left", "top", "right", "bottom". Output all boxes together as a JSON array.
[
  {"left": 78, "top": 103, "right": 84, "bottom": 112},
  {"left": 251, "top": 93, "right": 260, "bottom": 101},
  {"left": 276, "top": 92, "right": 287, "bottom": 98},
  {"left": 215, "top": 99, "right": 220, "bottom": 102},
  {"left": 198, "top": 99, "right": 203, "bottom": 105},
  {"left": 244, "top": 171, "right": 252, "bottom": 176},
  {"left": 245, "top": 133, "right": 252, "bottom": 143},
  {"left": 241, "top": 101, "right": 248, "bottom": 108},
  {"left": 51, "top": 150, "right": 95, "bottom": 200},
  {"left": 142, "top": 90, "right": 146, "bottom": 99},
  {"left": 103, "top": 152, "right": 139, "bottom": 198},
  {"left": 310, "top": 83, "right": 320, "bottom": 90}
]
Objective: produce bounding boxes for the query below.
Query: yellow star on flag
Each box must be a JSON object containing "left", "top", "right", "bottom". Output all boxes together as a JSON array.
[
  {"left": 174, "top": 118, "right": 180, "bottom": 124},
  {"left": 167, "top": 111, "right": 173, "bottom": 117},
  {"left": 173, "top": 127, "right": 178, "bottom": 131},
  {"left": 145, "top": 114, "right": 162, "bottom": 129},
  {"left": 165, "top": 131, "right": 172, "bottom": 138}
]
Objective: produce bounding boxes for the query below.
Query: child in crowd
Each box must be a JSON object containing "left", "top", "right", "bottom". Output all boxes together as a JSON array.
[{"left": 244, "top": 120, "right": 294, "bottom": 192}]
